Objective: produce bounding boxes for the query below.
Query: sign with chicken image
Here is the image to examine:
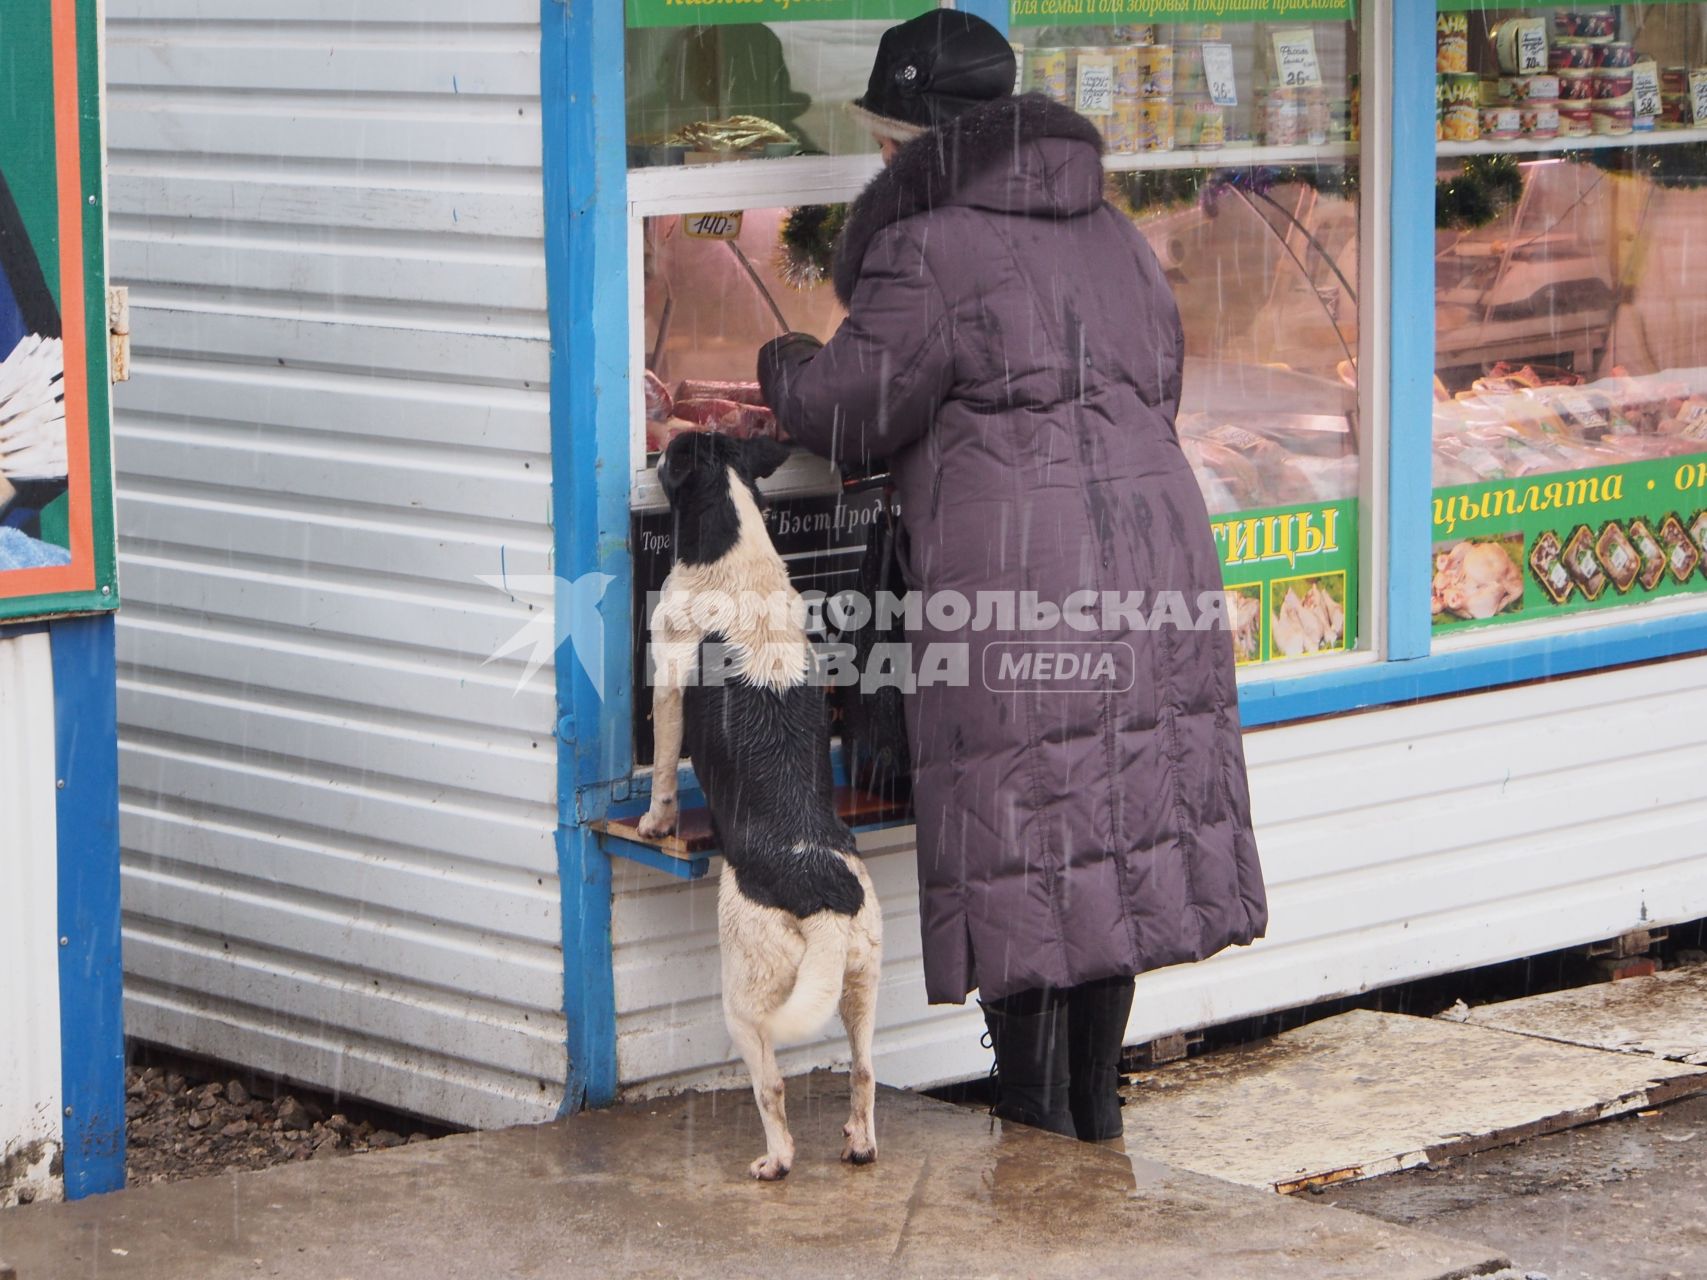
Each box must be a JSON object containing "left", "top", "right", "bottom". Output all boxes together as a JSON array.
[
  {"left": 1211, "top": 498, "right": 1358, "bottom": 665},
  {"left": 0, "top": 0, "right": 116, "bottom": 620},
  {"left": 1431, "top": 458, "right": 1707, "bottom": 633}
]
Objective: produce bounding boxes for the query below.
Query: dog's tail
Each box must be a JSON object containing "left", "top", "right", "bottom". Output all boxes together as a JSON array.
[{"left": 766, "top": 912, "right": 852, "bottom": 1044}]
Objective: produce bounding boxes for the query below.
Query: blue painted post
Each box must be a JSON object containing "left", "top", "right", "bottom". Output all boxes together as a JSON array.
[
  {"left": 51, "top": 613, "right": 125, "bottom": 1197},
  {"left": 1386, "top": 0, "right": 1438, "bottom": 661},
  {"left": 542, "top": 0, "right": 628, "bottom": 1111}
]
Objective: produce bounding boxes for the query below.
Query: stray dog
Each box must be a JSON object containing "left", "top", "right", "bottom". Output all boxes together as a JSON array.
[{"left": 637, "top": 431, "right": 883, "bottom": 1181}]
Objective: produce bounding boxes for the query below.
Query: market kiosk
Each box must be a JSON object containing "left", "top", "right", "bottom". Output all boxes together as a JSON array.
[{"left": 554, "top": 0, "right": 1707, "bottom": 1103}]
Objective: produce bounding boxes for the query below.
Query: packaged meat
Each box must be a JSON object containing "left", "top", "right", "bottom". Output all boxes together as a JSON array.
[
  {"left": 1659, "top": 514, "right": 1701, "bottom": 583},
  {"left": 672, "top": 379, "right": 767, "bottom": 406},
  {"left": 1594, "top": 521, "right": 1641, "bottom": 592},
  {"left": 1626, "top": 518, "right": 1669, "bottom": 591},
  {"left": 672, "top": 398, "right": 779, "bottom": 440},
  {"left": 1528, "top": 530, "right": 1575, "bottom": 605},
  {"left": 644, "top": 369, "right": 673, "bottom": 422},
  {"left": 1690, "top": 510, "right": 1707, "bottom": 570},
  {"left": 1561, "top": 524, "right": 1608, "bottom": 600}
]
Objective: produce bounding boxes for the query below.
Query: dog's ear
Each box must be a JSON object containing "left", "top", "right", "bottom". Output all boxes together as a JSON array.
[{"left": 739, "top": 436, "right": 791, "bottom": 482}]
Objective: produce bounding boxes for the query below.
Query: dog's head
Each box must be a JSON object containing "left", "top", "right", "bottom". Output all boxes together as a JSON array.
[{"left": 658, "top": 431, "right": 792, "bottom": 565}]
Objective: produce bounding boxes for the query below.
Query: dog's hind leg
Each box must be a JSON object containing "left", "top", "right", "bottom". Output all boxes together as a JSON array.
[
  {"left": 839, "top": 961, "right": 878, "bottom": 1165},
  {"left": 728, "top": 1013, "right": 793, "bottom": 1181}
]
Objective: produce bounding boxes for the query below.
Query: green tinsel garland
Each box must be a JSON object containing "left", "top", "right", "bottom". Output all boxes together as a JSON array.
[
  {"left": 776, "top": 203, "right": 845, "bottom": 289},
  {"left": 1435, "top": 154, "right": 1524, "bottom": 231}
]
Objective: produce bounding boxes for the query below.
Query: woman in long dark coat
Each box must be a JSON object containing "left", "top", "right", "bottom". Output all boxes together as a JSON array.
[{"left": 759, "top": 12, "right": 1267, "bottom": 1142}]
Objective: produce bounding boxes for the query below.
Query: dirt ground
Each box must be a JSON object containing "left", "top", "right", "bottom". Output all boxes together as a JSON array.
[
  {"left": 1323, "top": 1092, "right": 1707, "bottom": 1280},
  {"left": 124, "top": 1063, "right": 444, "bottom": 1187}
]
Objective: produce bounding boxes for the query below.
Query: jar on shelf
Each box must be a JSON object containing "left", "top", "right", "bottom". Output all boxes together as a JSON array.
[{"left": 1438, "top": 12, "right": 1469, "bottom": 74}]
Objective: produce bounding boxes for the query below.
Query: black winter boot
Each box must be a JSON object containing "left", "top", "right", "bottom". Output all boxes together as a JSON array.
[
  {"left": 1066, "top": 976, "right": 1136, "bottom": 1142},
  {"left": 980, "top": 990, "right": 1075, "bottom": 1138}
]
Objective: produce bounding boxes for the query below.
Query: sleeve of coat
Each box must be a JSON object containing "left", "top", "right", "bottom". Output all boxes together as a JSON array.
[{"left": 758, "top": 221, "right": 955, "bottom": 471}]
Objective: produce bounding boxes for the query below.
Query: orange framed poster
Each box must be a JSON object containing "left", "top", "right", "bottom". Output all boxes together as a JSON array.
[{"left": 0, "top": 0, "right": 116, "bottom": 621}]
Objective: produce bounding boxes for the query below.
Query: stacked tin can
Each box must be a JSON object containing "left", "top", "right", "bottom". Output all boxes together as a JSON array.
[
  {"left": 1026, "top": 29, "right": 1175, "bottom": 155},
  {"left": 1437, "top": 12, "right": 1480, "bottom": 141}
]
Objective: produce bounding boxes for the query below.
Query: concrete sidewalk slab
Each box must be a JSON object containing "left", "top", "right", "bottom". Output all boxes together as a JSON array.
[
  {"left": 1458, "top": 965, "right": 1707, "bottom": 1064},
  {"left": 1120, "top": 1009, "right": 1707, "bottom": 1195},
  {"left": 0, "top": 1074, "right": 1505, "bottom": 1279}
]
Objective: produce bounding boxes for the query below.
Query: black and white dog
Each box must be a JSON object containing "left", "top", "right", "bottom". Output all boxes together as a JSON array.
[{"left": 637, "top": 431, "right": 883, "bottom": 1181}]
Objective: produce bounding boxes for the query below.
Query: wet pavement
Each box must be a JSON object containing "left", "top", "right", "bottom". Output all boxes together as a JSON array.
[
  {"left": 1323, "top": 1091, "right": 1707, "bottom": 1280},
  {"left": 0, "top": 1074, "right": 1506, "bottom": 1279}
]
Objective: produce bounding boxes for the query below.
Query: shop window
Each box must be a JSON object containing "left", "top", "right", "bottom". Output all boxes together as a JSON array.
[
  {"left": 625, "top": 18, "right": 923, "bottom": 167},
  {"left": 1014, "top": 16, "right": 1365, "bottom": 666},
  {"left": 1432, "top": 4, "right": 1707, "bottom": 633}
]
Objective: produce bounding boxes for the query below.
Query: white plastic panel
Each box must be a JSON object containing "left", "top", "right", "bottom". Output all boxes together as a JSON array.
[
  {"left": 614, "top": 655, "right": 1707, "bottom": 1096},
  {"left": 0, "top": 632, "right": 64, "bottom": 1205},
  {"left": 106, "top": 1, "right": 562, "bottom": 1127}
]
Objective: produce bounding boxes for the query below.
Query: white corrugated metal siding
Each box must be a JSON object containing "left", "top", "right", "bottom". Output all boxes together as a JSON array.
[
  {"left": 106, "top": 1, "right": 563, "bottom": 1127},
  {"left": 614, "top": 654, "right": 1707, "bottom": 1096},
  {"left": 0, "top": 633, "right": 65, "bottom": 1205}
]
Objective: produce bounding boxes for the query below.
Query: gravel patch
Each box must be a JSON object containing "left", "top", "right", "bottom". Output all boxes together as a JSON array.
[{"left": 125, "top": 1065, "right": 441, "bottom": 1186}]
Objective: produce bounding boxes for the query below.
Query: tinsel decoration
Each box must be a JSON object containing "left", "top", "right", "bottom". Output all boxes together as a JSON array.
[
  {"left": 1111, "top": 163, "right": 1360, "bottom": 220},
  {"left": 1435, "top": 153, "right": 1524, "bottom": 231},
  {"left": 1565, "top": 140, "right": 1707, "bottom": 189},
  {"left": 776, "top": 203, "right": 846, "bottom": 289}
]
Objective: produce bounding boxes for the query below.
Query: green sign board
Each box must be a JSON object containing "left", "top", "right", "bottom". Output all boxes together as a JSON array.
[
  {"left": 0, "top": 0, "right": 116, "bottom": 622},
  {"left": 1437, "top": 0, "right": 1692, "bottom": 10},
  {"left": 1012, "top": 0, "right": 1355, "bottom": 26},
  {"left": 625, "top": 0, "right": 932, "bottom": 27},
  {"left": 1430, "top": 458, "right": 1707, "bottom": 634},
  {"left": 1210, "top": 498, "right": 1358, "bottom": 666}
]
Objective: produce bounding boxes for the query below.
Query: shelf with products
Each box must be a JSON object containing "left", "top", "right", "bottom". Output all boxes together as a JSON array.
[{"left": 1439, "top": 124, "right": 1707, "bottom": 157}]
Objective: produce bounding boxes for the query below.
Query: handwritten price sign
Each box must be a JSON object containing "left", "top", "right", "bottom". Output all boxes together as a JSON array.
[
  {"left": 1632, "top": 61, "right": 1660, "bottom": 121},
  {"left": 1203, "top": 42, "right": 1238, "bottom": 107},
  {"left": 1272, "top": 29, "right": 1322, "bottom": 90}
]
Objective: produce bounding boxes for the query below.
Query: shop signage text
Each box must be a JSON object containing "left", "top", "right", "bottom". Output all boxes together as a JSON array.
[
  {"left": 1431, "top": 458, "right": 1707, "bottom": 634},
  {"left": 1011, "top": 0, "right": 1355, "bottom": 26}
]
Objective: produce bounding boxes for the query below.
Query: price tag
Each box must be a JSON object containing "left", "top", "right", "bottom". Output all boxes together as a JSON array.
[
  {"left": 1271, "top": 29, "right": 1322, "bottom": 90},
  {"left": 1691, "top": 69, "right": 1707, "bottom": 128},
  {"left": 682, "top": 211, "right": 743, "bottom": 241},
  {"left": 1076, "top": 53, "right": 1115, "bottom": 117},
  {"left": 1516, "top": 22, "right": 1548, "bottom": 73},
  {"left": 1632, "top": 61, "right": 1660, "bottom": 120},
  {"left": 1203, "top": 42, "right": 1238, "bottom": 107}
]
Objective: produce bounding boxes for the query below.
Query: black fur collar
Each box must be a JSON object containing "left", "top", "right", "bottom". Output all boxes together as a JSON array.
[{"left": 832, "top": 93, "right": 1104, "bottom": 305}]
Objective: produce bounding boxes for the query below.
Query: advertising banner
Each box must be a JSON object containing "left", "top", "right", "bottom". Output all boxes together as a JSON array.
[
  {"left": 1011, "top": 0, "right": 1356, "bottom": 27},
  {"left": 0, "top": 0, "right": 116, "bottom": 621},
  {"left": 1431, "top": 458, "right": 1707, "bottom": 634},
  {"left": 1211, "top": 498, "right": 1358, "bottom": 665},
  {"left": 626, "top": 0, "right": 932, "bottom": 28}
]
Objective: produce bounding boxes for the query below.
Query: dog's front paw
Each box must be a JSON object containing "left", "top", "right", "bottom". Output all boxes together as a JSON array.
[
  {"left": 841, "top": 1122, "right": 877, "bottom": 1166},
  {"left": 748, "top": 1153, "right": 791, "bottom": 1181},
  {"left": 635, "top": 799, "right": 678, "bottom": 839}
]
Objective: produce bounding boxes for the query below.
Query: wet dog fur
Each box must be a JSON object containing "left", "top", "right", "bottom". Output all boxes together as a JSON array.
[{"left": 637, "top": 431, "right": 883, "bottom": 1181}]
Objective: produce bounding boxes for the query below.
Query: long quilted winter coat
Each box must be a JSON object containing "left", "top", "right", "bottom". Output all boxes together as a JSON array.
[{"left": 760, "top": 94, "right": 1267, "bottom": 1004}]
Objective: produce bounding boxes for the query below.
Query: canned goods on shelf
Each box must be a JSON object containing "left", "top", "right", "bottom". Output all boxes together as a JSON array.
[
  {"left": 1522, "top": 104, "right": 1560, "bottom": 138},
  {"left": 1175, "top": 95, "right": 1225, "bottom": 149},
  {"left": 1593, "top": 99, "right": 1634, "bottom": 135},
  {"left": 1491, "top": 17, "right": 1548, "bottom": 75},
  {"left": 1596, "top": 42, "right": 1636, "bottom": 69},
  {"left": 1111, "top": 24, "right": 1156, "bottom": 46},
  {"left": 1594, "top": 71, "right": 1634, "bottom": 100},
  {"left": 1558, "top": 102, "right": 1594, "bottom": 136},
  {"left": 1438, "top": 12, "right": 1469, "bottom": 74},
  {"left": 1031, "top": 48, "right": 1070, "bottom": 103},
  {"left": 1550, "top": 41, "right": 1599, "bottom": 71},
  {"left": 1558, "top": 68, "right": 1597, "bottom": 100},
  {"left": 1480, "top": 105, "right": 1522, "bottom": 140},
  {"left": 1554, "top": 10, "right": 1618, "bottom": 41},
  {"left": 1112, "top": 47, "right": 1141, "bottom": 101}
]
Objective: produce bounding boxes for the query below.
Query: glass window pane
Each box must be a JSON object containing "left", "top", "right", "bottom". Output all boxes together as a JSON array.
[
  {"left": 1432, "top": 4, "right": 1707, "bottom": 633},
  {"left": 1016, "top": 18, "right": 1363, "bottom": 667},
  {"left": 626, "top": 21, "right": 903, "bottom": 167}
]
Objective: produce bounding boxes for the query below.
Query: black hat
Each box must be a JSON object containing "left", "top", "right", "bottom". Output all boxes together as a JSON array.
[{"left": 849, "top": 11, "right": 1015, "bottom": 143}]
